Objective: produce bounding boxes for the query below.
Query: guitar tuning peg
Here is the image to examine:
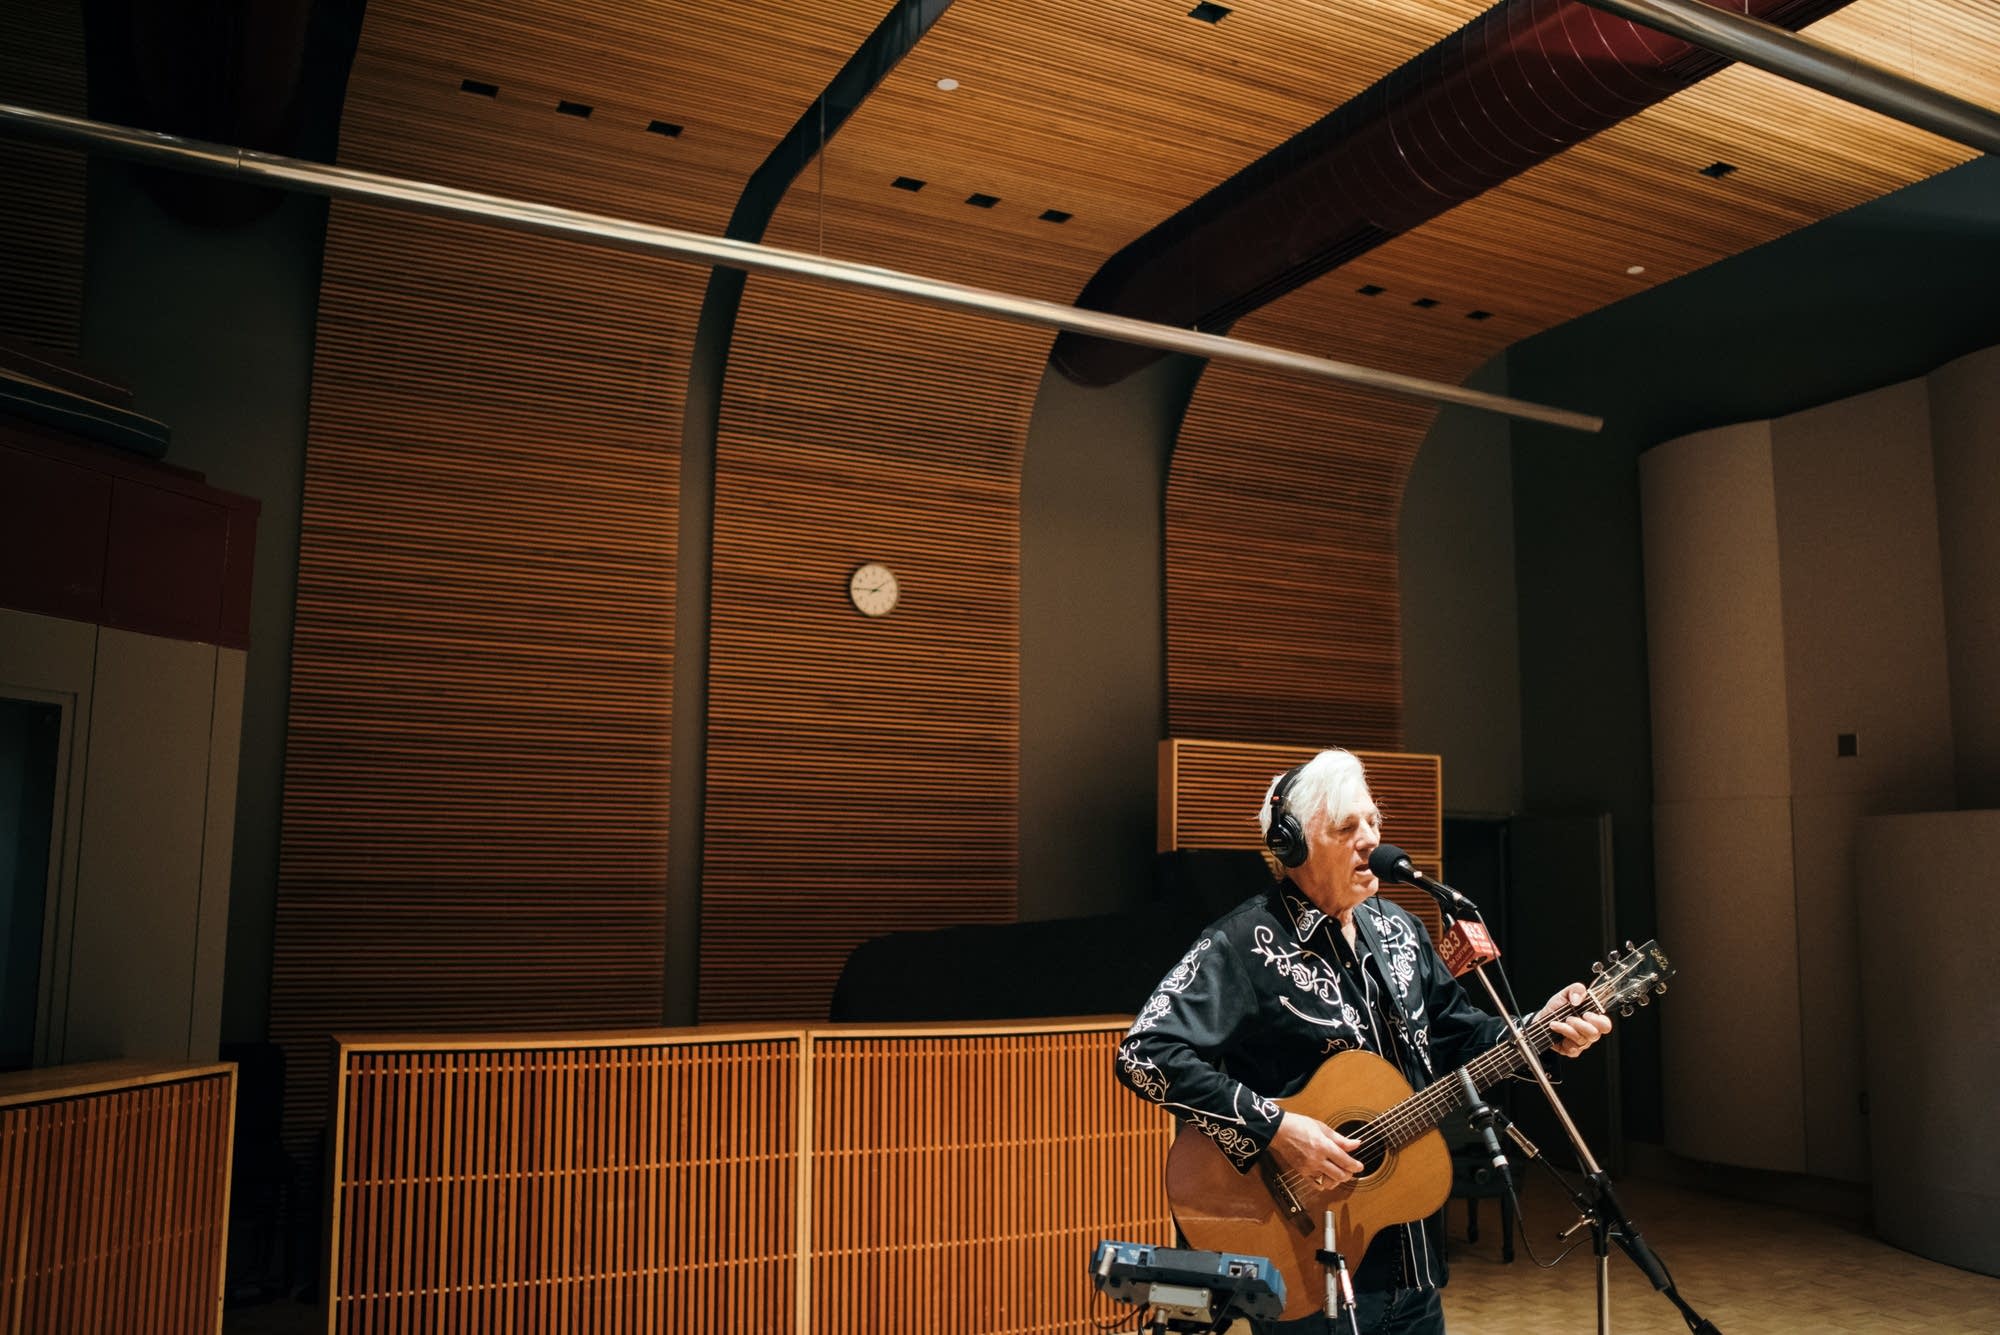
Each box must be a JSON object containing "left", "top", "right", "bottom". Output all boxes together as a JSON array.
[
  {"left": 1619, "top": 1004, "right": 1634, "bottom": 1017},
  {"left": 1591, "top": 961, "right": 1606, "bottom": 975},
  {"left": 1605, "top": 948, "right": 1622, "bottom": 962},
  {"left": 1654, "top": 982, "right": 1668, "bottom": 995},
  {"left": 1624, "top": 939, "right": 1635, "bottom": 952},
  {"left": 1637, "top": 994, "right": 1650, "bottom": 1006}
]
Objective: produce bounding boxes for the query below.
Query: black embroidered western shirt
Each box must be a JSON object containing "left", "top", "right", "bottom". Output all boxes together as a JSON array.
[{"left": 1115, "top": 880, "right": 1513, "bottom": 1290}]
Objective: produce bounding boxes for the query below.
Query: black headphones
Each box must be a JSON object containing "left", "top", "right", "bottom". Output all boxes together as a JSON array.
[{"left": 1264, "top": 765, "right": 1309, "bottom": 868}]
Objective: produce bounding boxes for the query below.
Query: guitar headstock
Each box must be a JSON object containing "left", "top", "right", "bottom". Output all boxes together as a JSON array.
[{"left": 1586, "top": 939, "right": 1674, "bottom": 1017}]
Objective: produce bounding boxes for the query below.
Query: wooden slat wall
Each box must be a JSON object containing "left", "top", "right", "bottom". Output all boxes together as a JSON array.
[
  {"left": 324, "top": 1021, "right": 1170, "bottom": 1334},
  {"left": 0, "top": 0, "right": 86, "bottom": 353},
  {"left": 329, "top": 1034, "right": 801, "bottom": 1335},
  {"left": 701, "top": 288, "right": 1036, "bottom": 1022},
  {"left": 270, "top": 0, "right": 886, "bottom": 1151},
  {"left": 1164, "top": 1, "right": 2000, "bottom": 749},
  {"left": 1159, "top": 739, "right": 1445, "bottom": 939},
  {"left": 700, "top": 0, "right": 1493, "bottom": 1023},
  {"left": 0, "top": 1064, "right": 236, "bottom": 1335},
  {"left": 808, "top": 1024, "right": 1172, "bottom": 1335}
]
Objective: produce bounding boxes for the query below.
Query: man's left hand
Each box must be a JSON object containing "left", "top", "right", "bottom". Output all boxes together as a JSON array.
[{"left": 1537, "top": 982, "right": 1612, "bottom": 1058}]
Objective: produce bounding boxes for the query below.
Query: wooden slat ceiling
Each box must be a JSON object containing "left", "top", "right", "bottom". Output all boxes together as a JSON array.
[
  {"left": 271, "top": 0, "right": 888, "bottom": 1151},
  {"left": 1165, "top": 0, "right": 1998, "bottom": 747},
  {"left": 272, "top": 0, "right": 1996, "bottom": 1043}
]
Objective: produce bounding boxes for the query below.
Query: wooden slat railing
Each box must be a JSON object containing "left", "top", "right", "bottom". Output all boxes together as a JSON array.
[
  {"left": 327, "top": 1020, "right": 1173, "bottom": 1334},
  {"left": 0, "top": 1061, "right": 236, "bottom": 1335}
]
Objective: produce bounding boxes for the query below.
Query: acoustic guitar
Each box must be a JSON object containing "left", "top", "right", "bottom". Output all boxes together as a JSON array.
[{"left": 1164, "top": 940, "right": 1674, "bottom": 1321}]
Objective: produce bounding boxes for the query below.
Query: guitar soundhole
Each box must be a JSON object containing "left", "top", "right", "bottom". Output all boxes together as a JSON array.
[{"left": 1335, "top": 1120, "right": 1388, "bottom": 1179}]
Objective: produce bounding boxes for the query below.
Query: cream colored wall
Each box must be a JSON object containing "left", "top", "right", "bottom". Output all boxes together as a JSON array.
[
  {"left": 0, "top": 608, "right": 243, "bottom": 1064},
  {"left": 1855, "top": 809, "right": 2000, "bottom": 1276},
  {"left": 1641, "top": 423, "right": 1803, "bottom": 1171},
  {"left": 1770, "top": 379, "right": 1955, "bottom": 1181},
  {"left": 1644, "top": 350, "right": 1979, "bottom": 1182}
]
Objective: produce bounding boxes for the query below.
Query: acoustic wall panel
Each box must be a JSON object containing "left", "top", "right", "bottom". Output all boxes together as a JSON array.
[
  {"left": 1640, "top": 422, "right": 1793, "bottom": 804},
  {"left": 1930, "top": 344, "right": 2000, "bottom": 807},
  {"left": 1158, "top": 739, "right": 1445, "bottom": 940},
  {"left": 701, "top": 285, "right": 1036, "bottom": 1023},
  {"left": 272, "top": 208, "right": 683, "bottom": 1151},
  {"left": 0, "top": 0, "right": 85, "bottom": 354},
  {"left": 1855, "top": 811, "right": 2000, "bottom": 1278},
  {"left": 273, "top": 0, "right": 885, "bottom": 1149}
]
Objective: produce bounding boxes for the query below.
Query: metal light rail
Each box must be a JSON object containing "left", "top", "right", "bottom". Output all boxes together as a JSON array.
[
  {"left": 0, "top": 101, "right": 1604, "bottom": 433},
  {"left": 1576, "top": 0, "right": 2000, "bottom": 157}
]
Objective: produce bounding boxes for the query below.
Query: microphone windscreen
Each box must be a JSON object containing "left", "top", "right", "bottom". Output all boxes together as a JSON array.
[{"left": 1367, "top": 844, "right": 1411, "bottom": 881}]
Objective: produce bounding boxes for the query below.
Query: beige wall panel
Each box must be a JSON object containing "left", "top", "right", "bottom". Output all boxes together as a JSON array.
[
  {"left": 1656, "top": 795, "right": 1804, "bottom": 1172},
  {"left": 68, "top": 627, "right": 217, "bottom": 1063},
  {"left": 1855, "top": 810, "right": 2000, "bottom": 1276},
  {"left": 1641, "top": 422, "right": 1791, "bottom": 804},
  {"left": 1929, "top": 343, "right": 2000, "bottom": 807},
  {"left": 1771, "top": 379, "right": 1954, "bottom": 799},
  {"left": 189, "top": 646, "right": 246, "bottom": 1063},
  {"left": 0, "top": 608, "right": 95, "bottom": 1063},
  {"left": 1790, "top": 790, "right": 1877, "bottom": 1184}
]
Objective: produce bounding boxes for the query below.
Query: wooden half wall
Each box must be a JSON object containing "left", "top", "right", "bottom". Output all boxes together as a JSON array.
[
  {"left": 0, "top": 1061, "right": 236, "bottom": 1335},
  {"left": 325, "top": 1020, "right": 1171, "bottom": 1334}
]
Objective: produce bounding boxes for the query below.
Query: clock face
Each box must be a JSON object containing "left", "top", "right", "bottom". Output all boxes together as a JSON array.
[{"left": 848, "top": 562, "right": 899, "bottom": 617}]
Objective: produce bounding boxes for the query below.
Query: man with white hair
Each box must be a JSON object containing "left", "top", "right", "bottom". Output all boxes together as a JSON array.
[{"left": 1115, "top": 748, "right": 1611, "bottom": 1334}]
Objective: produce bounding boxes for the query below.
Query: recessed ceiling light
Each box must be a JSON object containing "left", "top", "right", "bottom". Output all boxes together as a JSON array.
[
  {"left": 936, "top": 78, "right": 959, "bottom": 92},
  {"left": 1626, "top": 264, "right": 1646, "bottom": 275}
]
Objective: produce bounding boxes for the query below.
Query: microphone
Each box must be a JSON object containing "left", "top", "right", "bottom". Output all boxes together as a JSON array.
[
  {"left": 1368, "top": 844, "right": 1480, "bottom": 914},
  {"left": 1456, "top": 1067, "right": 1509, "bottom": 1177}
]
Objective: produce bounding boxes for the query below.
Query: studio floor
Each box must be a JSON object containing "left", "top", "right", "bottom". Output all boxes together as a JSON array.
[
  {"left": 225, "top": 1173, "right": 2000, "bottom": 1334},
  {"left": 1438, "top": 1174, "right": 1999, "bottom": 1335}
]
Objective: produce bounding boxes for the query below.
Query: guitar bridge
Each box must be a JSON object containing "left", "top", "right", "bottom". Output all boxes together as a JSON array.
[{"left": 1258, "top": 1162, "right": 1315, "bottom": 1235}]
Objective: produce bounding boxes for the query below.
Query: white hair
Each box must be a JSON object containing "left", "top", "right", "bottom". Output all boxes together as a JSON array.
[{"left": 1258, "top": 749, "right": 1372, "bottom": 861}]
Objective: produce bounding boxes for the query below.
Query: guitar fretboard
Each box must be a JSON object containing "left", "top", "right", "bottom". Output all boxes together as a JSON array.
[{"left": 1360, "top": 1004, "right": 1573, "bottom": 1153}]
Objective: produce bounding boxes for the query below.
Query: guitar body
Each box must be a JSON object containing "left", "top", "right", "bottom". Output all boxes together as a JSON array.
[{"left": 1164, "top": 1049, "right": 1453, "bottom": 1322}]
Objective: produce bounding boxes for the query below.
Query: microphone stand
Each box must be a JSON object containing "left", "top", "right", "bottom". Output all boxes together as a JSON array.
[{"left": 1434, "top": 895, "right": 1723, "bottom": 1335}]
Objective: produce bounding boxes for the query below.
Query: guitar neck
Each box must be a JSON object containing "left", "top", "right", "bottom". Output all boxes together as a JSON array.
[{"left": 1363, "top": 1008, "right": 1566, "bottom": 1151}]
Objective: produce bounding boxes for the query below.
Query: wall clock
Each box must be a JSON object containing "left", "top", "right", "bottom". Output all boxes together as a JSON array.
[{"left": 848, "top": 562, "right": 899, "bottom": 617}]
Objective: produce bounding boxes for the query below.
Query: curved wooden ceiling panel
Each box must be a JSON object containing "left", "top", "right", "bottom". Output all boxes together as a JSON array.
[{"left": 1166, "top": 0, "right": 1998, "bottom": 748}]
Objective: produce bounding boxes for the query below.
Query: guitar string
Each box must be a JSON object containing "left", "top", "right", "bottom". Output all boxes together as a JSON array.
[
  {"left": 1270, "top": 987, "right": 1622, "bottom": 1199},
  {"left": 1270, "top": 1010, "right": 1562, "bottom": 1198}
]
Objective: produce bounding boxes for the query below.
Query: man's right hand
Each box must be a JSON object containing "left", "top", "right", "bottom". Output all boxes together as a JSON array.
[{"left": 1267, "top": 1110, "right": 1364, "bottom": 1187}]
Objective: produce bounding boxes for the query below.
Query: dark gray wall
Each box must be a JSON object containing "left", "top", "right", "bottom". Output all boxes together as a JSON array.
[
  {"left": 78, "top": 161, "right": 321, "bottom": 1046},
  {"left": 1019, "top": 354, "right": 1195, "bottom": 922},
  {"left": 1398, "top": 354, "right": 1522, "bottom": 817}
]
